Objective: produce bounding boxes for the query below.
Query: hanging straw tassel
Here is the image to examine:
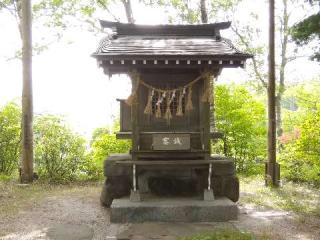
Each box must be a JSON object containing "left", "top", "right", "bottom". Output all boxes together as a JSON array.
[
  {"left": 201, "top": 72, "right": 213, "bottom": 102},
  {"left": 164, "top": 92, "right": 174, "bottom": 123},
  {"left": 126, "top": 72, "right": 140, "bottom": 106},
  {"left": 176, "top": 89, "right": 184, "bottom": 117},
  {"left": 155, "top": 91, "right": 162, "bottom": 118},
  {"left": 185, "top": 86, "right": 193, "bottom": 112},
  {"left": 144, "top": 89, "right": 154, "bottom": 115},
  {"left": 125, "top": 91, "right": 137, "bottom": 106}
]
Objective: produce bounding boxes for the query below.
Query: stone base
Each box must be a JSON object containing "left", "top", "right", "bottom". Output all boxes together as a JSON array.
[
  {"left": 130, "top": 190, "right": 141, "bottom": 202},
  {"left": 110, "top": 197, "right": 238, "bottom": 223},
  {"left": 203, "top": 189, "right": 215, "bottom": 201}
]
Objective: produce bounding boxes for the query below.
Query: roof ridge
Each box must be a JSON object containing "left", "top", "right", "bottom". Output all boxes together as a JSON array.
[{"left": 99, "top": 21, "right": 231, "bottom": 37}]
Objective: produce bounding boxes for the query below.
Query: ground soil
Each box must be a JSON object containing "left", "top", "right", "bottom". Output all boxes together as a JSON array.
[{"left": 0, "top": 184, "right": 319, "bottom": 240}]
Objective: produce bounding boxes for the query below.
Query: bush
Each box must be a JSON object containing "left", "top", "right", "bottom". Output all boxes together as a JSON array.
[
  {"left": 280, "top": 110, "right": 320, "bottom": 185},
  {"left": 34, "top": 115, "right": 87, "bottom": 182},
  {"left": 89, "top": 131, "right": 131, "bottom": 178},
  {"left": 0, "top": 102, "right": 21, "bottom": 175},
  {"left": 214, "top": 85, "right": 267, "bottom": 173}
]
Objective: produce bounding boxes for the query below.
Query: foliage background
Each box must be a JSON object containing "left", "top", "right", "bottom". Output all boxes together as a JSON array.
[
  {"left": 0, "top": 102, "right": 21, "bottom": 175},
  {"left": 214, "top": 84, "right": 266, "bottom": 174},
  {"left": 1, "top": 79, "right": 320, "bottom": 185},
  {"left": 0, "top": 0, "right": 319, "bottom": 185}
]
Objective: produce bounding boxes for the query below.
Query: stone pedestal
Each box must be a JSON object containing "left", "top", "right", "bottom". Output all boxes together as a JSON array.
[
  {"left": 111, "top": 197, "right": 238, "bottom": 223},
  {"left": 130, "top": 190, "right": 141, "bottom": 202},
  {"left": 203, "top": 189, "right": 215, "bottom": 201}
]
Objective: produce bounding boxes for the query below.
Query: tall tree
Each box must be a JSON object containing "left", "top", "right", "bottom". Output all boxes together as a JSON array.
[
  {"left": 122, "top": 0, "right": 134, "bottom": 23},
  {"left": 276, "top": 0, "right": 289, "bottom": 138},
  {"left": 232, "top": 0, "right": 306, "bottom": 140},
  {"left": 267, "top": 0, "right": 279, "bottom": 187},
  {"left": 21, "top": 0, "right": 33, "bottom": 183},
  {"left": 200, "top": 0, "right": 208, "bottom": 23}
]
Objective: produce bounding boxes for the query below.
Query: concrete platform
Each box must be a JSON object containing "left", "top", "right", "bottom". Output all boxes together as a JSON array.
[{"left": 110, "top": 197, "right": 238, "bottom": 223}]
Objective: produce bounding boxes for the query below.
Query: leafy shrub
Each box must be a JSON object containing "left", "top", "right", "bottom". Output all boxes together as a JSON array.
[
  {"left": 34, "top": 115, "right": 87, "bottom": 182},
  {"left": 214, "top": 85, "right": 267, "bottom": 173},
  {"left": 89, "top": 131, "right": 131, "bottom": 178},
  {"left": 280, "top": 110, "right": 320, "bottom": 185},
  {"left": 0, "top": 102, "right": 21, "bottom": 175}
]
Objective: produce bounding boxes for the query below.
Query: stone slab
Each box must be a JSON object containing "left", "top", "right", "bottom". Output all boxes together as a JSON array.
[
  {"left": 111, "top": 197, "right": 238, "bottom": 223},
  {"left": 46, "top": 224, "right": 93, "bottom": 240},
  {"left": 116, "top": 222, "right": 235, "bottom": 240}
]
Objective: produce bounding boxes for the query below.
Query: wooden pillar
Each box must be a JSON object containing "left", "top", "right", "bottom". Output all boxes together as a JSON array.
[
  {"left": 21, "top": 0, "right": 34, "bottom": 183},
  {"left": 199, "top": 77, "right": 210, "bottom": 160},
  {"left": 267, "top": 0, "right": 279, "bottom": 187},
  {"left": 130, "top": 72, "right": 140, "bottom": 161}
]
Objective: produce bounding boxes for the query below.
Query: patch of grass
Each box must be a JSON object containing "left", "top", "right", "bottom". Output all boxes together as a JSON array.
[
  {"left": 0, "top": 174, "right": 15, "bottom": 182},
  {"left": 178, "top": 228, "right": 263, "bottom": 240},
  {"left": 240, "top": 175, "right": 320, "bottom": 216},
  {"left": 0, "top": 179, "right": 101, "bottom": 219}
]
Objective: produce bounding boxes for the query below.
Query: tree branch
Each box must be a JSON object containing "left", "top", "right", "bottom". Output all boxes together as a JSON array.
[
  {"left": 97, "top": 0, "right": 121, "bottom": 22},
  {"left": 231, "top": 25, "right": 268, "bottom": 89}
]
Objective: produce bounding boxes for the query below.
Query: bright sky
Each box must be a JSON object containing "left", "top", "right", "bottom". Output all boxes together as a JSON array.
[{"left": 0, "top": 0, "right": 319, "bottom": 138}]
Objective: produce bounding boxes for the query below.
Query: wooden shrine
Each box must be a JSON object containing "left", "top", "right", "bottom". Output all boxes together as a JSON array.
[{"left": 92, "top": 21, "right": 252, "bottom": 220}]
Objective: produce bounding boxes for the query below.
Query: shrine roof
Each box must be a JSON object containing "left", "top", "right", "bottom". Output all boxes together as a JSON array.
[
  {"left": 99, "top": 20, "right": 232, "bottom": 36},
  {"left": 92, "top": 21, "right": 252, "bottom": 69}
]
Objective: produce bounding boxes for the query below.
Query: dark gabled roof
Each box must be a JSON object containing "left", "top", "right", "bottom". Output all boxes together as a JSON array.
[
  {"left": 92, "top": 21, "right": 252, "bottom": 69},
  {"left": 99, "top": 20, "right": 231, "bottom": 36}
]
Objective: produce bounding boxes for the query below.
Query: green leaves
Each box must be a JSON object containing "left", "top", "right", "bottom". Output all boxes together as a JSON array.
[
  {"left": 142, "top": 0, "right": 238, "bottom": 24},
  {"left": 291, "top": 13, "right": 320, "bottom": 61},
  {"left": 279, "top": 80, "right": 320, "bottom": 185},
  {"left": 0, "top": 102, "right": 21, "bottom": 175},
  {"left": 91, "top": 133, "right": 131, "bottom": 165},
  {"left": 215, "top": 84, "right": 267, "bottom": 172},
  {"left": 34, "top": 115, "right": 87, "bottom": 182}
]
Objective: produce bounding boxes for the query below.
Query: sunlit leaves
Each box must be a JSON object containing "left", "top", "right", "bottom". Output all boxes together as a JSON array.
[
  {"left": 34, "top": 115, "right": 87, "bottom": 182},
  {"left": 279, "top": 80, "right": 320, "bottom": 185},
  {"left": 0, "top": 102, "right": 21, "bottom": 175},
  {"left": 291, "top": 13, "right": 320, "bottom": 61},
  {"left": 142, "top": 0, "right": 238, "bottom": 24},
  {"left": 215, "top": 84, "right": 267, "bottom": 172}
]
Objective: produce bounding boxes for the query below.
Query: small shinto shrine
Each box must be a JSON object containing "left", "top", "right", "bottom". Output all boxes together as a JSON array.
[{"left": 92, "top": 21, "right": 252, "bottom": 222}]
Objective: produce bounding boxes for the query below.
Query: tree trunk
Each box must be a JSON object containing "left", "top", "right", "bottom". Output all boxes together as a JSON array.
[
  {"left": 276, "top": 0, "right": 289, "bottom": 139},
  {"left": 267, "top": 0, "right": 279, "bottom": 187},
  {"left": 21, "top": 0, "right": 33, "bottom": 183},
  {"left": 122, "top": 0, "right": 134, "bottom": 23},
  {"left": 200, "top": 0, "right": 208, "bottom": 23}
]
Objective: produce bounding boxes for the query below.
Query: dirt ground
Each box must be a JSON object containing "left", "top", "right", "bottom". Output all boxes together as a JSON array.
[{"left": 0, "top": 183, "right": 319, "bottom": 240}]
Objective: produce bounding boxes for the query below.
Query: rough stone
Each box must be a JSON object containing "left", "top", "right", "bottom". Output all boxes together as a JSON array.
[
  {"left": 100, "top": 177, "right": 131, "bottom": 207},
  {"left": 225, "top": 176, "right": 239, "bottom": 202},
  {"left": 46, "top": 224, "right": 93, "bottom": 240},
  {"left": 111, "top": 197, "right": 238, "bottom": 223},
  {"left": 104, "top": 154, "right": 132, "bottom": 177}
]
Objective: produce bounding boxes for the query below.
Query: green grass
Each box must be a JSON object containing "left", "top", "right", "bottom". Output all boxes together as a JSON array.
[
  {"left": 178, "top": 228, "right": 266, "bottom": 240},
  {"left": 239, "top": 175, "right": 320, "bottom": 216}
]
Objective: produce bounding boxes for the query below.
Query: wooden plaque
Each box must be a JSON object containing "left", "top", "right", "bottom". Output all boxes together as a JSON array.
[{"left": 152, "top": 134, "right": 190, "bottom": 150}]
